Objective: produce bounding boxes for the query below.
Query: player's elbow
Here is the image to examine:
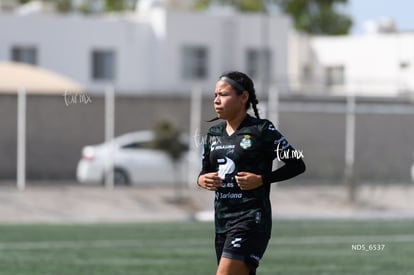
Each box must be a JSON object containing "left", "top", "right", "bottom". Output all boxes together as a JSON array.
[
  {"left": 294, "top": 159, "right": 306, "bottom": 176},
  {"left": 299, "top": 160, "right": 306, "bottom": 174}
]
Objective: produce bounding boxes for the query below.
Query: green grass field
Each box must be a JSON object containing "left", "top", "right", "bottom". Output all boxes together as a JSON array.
[{"left": 0, "top": 219, "right": 413, "bottom": 275}]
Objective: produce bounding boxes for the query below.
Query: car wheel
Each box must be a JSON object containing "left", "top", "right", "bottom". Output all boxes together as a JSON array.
[{"left": 113, "top": 168, "right": 130, "bottom": 185}]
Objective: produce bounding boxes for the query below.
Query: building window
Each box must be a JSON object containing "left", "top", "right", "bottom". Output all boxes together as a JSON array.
[
  {"left": 11, "top": 46, "right": 37, "bottom": 65},
  {"left": 91, "top": 50, "right": 116, "bottom": 81},
  {"left": 302, "top": 64, "right": 313, "bottom": 82},
  {"left": 246, "top": 48, "right": 272, "bottom": 81},
  {"left": 399, "top": 61, "right": 410, "bottom": 70},
  {"left": 325, "top": 65, "right": 345, "bottom": 86},
  {"left": 181, "top": 46, "right": 208, "bottom": 80}
]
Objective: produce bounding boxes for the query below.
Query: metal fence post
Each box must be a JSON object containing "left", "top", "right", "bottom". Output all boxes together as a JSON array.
[
  {"left": 104, "top": 85, "right": 115, "bottom": 189},
  {"left": 188, "top": 84, "right": 202, "bottom": 188},
  {"left": 17, "top": 86, "right": 26, "bottom": 191},
  {"left": 345, "top": 94, "right": 356, "bottom": 202}
]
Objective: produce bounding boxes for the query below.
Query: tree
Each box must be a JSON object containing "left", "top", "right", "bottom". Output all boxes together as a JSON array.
[
  {"left": 152, "top": 120, "right": 186, "bottom": 161},
  {"left": 76, "top": 0, "right": 135, "bottom": 13},
  {"left": 152, "top": 120, "right": 188, "bottom": 202},
  {"left": 17, "top": 0, "right": 136, "bottom": 13},
  {"left": 17, "top": 0, "right": 71, "bottom": 12},
  {"left": 277, "top": 0, "right": 352, "bottom": 35},
  {"left": 55, "top": 0, "right": 72, "bottom": 12},
  {"left": 193, "top": 0, "right": 265, "bottom": 12},
  {"left": 103, "top": 0, "right": 135, "bottom": 12},
  {"left": 192, "top": 0, "right": 352, "bottom": 35}
]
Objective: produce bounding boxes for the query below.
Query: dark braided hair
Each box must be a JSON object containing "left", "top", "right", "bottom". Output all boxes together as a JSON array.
[{"left": 208, "top": 71, "right": 260, "bottom": 122}]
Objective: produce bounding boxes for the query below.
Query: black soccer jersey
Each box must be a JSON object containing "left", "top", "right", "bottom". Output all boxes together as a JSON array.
[{"left": 200, "top": 115, "right": 293, "bottom": 235}]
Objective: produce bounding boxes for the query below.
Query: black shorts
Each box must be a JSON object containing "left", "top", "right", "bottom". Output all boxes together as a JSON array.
[{"left": 215, "top": 230, "right": 270, "bottom": 275}]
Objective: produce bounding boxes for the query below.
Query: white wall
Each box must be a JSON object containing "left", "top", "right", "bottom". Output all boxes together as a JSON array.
[
  {"left": 3, "top": 9, "right": 413, "bottom": 97},
  {"left": 311, "top": 33, "right": 414, "bottom": 96},
  {"left": 0, "top": 9, "right": 292, "bottom": 95},
  {"left": 148, "top": 10, "right": 292, "bottom": 95},
  {"left": 0, "top": 13, "right": 154, "bottom": 93}
]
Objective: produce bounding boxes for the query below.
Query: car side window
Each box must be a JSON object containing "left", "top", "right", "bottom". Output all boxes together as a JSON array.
[{"left": 121, "top": 141, "right": 153, "bottom": 150}]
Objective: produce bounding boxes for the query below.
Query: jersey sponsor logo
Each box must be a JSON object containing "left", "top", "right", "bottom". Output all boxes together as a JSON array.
[
  {"left": 240, "top": 134, "right": 252, "bottom": 149},
  {"left": 209, "top": 136, "right": 223, "bottom": 148},
  {"left": 217, "top": 157, "right": 236, "bottom": 181},
  {"left": 211, "top": 144, "right": 235, "bottom": 151},
  {"left": 231, "top": 238, "right": 242, "bottom": 248},
  {"left": 221, "top": 182, "right": 234, "bottom": 188},
  {"left": 210, "top": 140, "right": 216, "bottom": 151},
  {"left": 218, "top": 192, "right": 243, "bottom": 199}
]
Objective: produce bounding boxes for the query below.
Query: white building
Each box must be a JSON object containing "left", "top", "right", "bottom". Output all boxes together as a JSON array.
[
  {"left": 0, "top": 3, "right": 293, "bottom": 95},
  {"left": 310, "top": 31, "right": 414, "bottom": 97},
  {"left": 2, "top": 1, "right": 413, "bottom": 97}
]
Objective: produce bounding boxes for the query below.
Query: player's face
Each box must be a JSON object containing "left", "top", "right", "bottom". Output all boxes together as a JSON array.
[{"left": 213, "top": 80, "right": 248, "bottom": 120}]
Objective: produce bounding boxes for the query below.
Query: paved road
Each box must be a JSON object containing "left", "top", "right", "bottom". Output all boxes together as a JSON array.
[{"left": 0, "top": 181, "right": 413, "bottom": 223}]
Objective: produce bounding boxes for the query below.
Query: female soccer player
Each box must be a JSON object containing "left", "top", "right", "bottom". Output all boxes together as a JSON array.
[{"left": 198, "top": 71, "right": 306, "bottom": 275}]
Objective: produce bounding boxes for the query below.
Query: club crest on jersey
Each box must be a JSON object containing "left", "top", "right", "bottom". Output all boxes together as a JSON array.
[{"left": 240, "top": 135, "right": 252, "bottom": 149}]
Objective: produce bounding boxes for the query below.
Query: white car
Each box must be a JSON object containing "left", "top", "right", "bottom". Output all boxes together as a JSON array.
[{"left": 76, "top": 131, "right": 189, "bottom": 185}]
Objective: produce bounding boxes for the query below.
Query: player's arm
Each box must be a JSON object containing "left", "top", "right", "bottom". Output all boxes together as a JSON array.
[
  {"left": 197, "top": 134, "right": 222, "bottom": 191},
  {"left": 198, "top": 172, "right": 222, "bottom": 191},
  {"left": 235, "top": 172, "right": 263, "bottom": 190},
  {"left": 235, "top": 150, "right": 305, "bottom": 189},
  {"left": 235, "top": 153, "right": 305, "bottom": 190},
  {"left": 261, "top": 122, "right": 306, "bottom": 184},
  {"left": 262, "top": 145, "right": 306, "bottom": 184}
]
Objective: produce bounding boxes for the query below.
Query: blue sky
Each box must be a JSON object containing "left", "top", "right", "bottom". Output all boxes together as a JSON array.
[{"left": 349, "top": 0, "right": 414, "bottom": 34}]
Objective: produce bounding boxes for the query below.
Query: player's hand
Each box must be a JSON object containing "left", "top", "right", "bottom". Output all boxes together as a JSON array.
[
  {"left": 235, "top": 172, "right": 263, "bottom": 190},
  {"left": 198, "top": 172, "right": 222, "bottom": 191}
]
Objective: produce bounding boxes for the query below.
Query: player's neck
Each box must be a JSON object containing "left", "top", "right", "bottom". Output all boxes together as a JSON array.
[{"left": 226, "top": 112, "right": 247, "bottom": 136}]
